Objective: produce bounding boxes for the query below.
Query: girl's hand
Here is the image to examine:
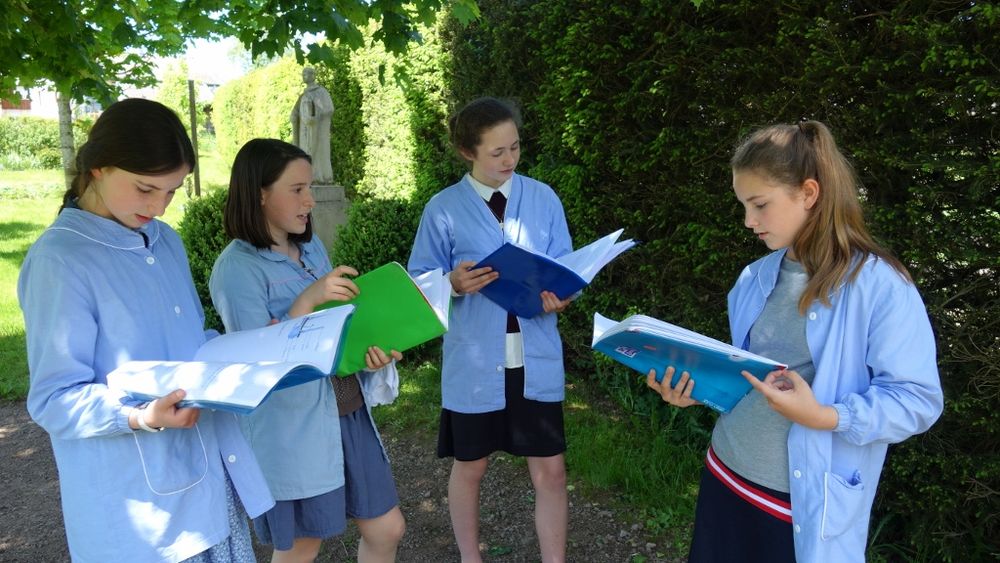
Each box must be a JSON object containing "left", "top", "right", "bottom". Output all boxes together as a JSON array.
[
  {"left": 742, "top": 369, "right": 839, "bottom": 430},
  {"left": 139, "top": 389, "right": 200, "bottom": 429},
  {"left": 364, "top": 346, "right": 402, "bottom": 371},
  {"left": 290, "top": 265, "right": 359, "bottom": 317},
  {"left": 540, "top": 291, "right": 571, "bottom": 314},
  {"left": 449, "top": 260, "right": 499, "bottom": 295},
  {"left": 313, "top": 265, "right": 361, "bottom": 303},
  {"left": 646, "top": 366, "right": 700, "bottom": 408}
]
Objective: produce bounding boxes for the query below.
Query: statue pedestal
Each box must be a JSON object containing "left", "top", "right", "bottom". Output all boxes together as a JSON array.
[{"left": 310, "top": 183, "right": 349, "bottom": 253}]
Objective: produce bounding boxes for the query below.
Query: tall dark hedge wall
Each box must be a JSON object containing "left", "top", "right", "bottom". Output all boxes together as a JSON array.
[
  {"left": 429, "top": 1, "right": 998, "bottom": 560},
  {"left": 180, "top": 1, "right": 997, "bottom": 559}
]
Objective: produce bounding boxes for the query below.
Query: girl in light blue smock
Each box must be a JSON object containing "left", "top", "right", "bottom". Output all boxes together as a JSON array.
[
  {"left": 18, "top": 99, "right": 274, "bottom": 563},
  {"left": 209, "top": 138, "right": 405, "bottom": 563},
  {"left": 647, "top": 120, "right": 943, "bottom": 563},
  {"left": 408, "top": 97, "right": 574, "bottom": 563}
]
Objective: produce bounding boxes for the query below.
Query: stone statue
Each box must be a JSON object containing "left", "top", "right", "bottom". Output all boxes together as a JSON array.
[{"left": 290, "top": 67, "right": 334, "bottom": 183}]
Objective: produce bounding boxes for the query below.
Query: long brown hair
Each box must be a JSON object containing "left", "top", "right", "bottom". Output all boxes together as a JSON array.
[
  {"left": 62, "top": 98, "right": 194, "bottom": 211},
  {"left": 731, "top": 120, "right": 910, "bottom": 313},
  {"left": 224, "top": 138, "right": 313, "bottom": 249}
]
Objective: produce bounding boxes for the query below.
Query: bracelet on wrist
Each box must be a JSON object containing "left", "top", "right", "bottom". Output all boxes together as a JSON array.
[{"left": 135, "top": 404, "right": 165, "bottom": 433}]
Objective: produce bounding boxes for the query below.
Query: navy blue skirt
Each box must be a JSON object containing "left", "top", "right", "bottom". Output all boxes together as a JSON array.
[
  {"left": 253, "top": 405, "right": 399, "bottom": 550},
  {"left": 437, "top": 367, "right": 566, "bottom": 461},
  {"left": 688, "top": 448, "right": 795, "bottom": 563}
]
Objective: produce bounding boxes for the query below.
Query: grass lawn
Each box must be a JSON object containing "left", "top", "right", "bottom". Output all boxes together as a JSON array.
[{"left": 0, "top": 197, "right": 56, "bottom": 398}]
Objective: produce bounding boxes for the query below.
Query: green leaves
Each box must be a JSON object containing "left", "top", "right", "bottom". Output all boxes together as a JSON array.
[
  {"left": 438, "top": 1, "right": 999, "bottom": 559},
  {"left": 2, "top": 0, "right": 481, "bottom": 103}
]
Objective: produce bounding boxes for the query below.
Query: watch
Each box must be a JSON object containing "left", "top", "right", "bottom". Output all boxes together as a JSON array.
[{"left": 134, "top": 403, "right": 165, "bottom": 432}]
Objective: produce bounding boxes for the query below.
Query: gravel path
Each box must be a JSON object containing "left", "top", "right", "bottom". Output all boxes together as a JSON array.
[{"left": 0, "top": 400, "right": 684, "bottom": 562}]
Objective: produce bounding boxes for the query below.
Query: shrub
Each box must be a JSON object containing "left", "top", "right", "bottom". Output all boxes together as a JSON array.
[
  {"left": 177, "top": 188, "right": 229, "bottom": 333},
  {"left": 331, "top": 198, "right": 420, "bottom": 274},
  {"left": 0, "top": 116, "right": 62, "bottom": 169},
  {"left": 0, "top": 115, "right": 94, "bottom": 171},
  {"left": 329, "top": 21, "right": 460, "bottom": 279}
]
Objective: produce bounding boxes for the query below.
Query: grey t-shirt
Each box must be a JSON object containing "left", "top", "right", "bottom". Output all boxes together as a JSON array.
[{"left": 711, "top": 257, "right": 815, "bottom": 492}]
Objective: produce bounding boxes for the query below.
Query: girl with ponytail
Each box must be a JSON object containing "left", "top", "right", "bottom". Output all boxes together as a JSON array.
[
  {"left": 20, "top": 99, "right": 274, "bottom": 562},
  {"left": 647, "top": 120, "right": 943, "bottom": 563}
]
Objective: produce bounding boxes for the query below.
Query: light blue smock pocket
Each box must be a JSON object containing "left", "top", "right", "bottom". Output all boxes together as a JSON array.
[
  {"left": 133, "top": 425, "right": 209, "bottom": 495},
  {"left": 820, "top": 469, "right": 865, "bottom": 540}
]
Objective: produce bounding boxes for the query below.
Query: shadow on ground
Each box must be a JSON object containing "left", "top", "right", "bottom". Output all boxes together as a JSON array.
[{"left": 0, "top": 400, "right": 681, "bottom": 562}]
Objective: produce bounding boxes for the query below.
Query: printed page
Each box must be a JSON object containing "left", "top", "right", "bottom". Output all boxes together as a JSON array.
[
  {"left": 413, "top": 268, "right": 450, "bottom": 328},
  {"left": 557, "top": 229, "right": 636, "bottom": 283},
  {"left": 107, "top": 360, "right": 297, "bottom": 410},
  {"left": 193, "top": 305, "right": 355, "bottom": 372},
  {"left": 627, "top": 315, "right": 780, "bottom": 365},
  {"left": 592, "top": 312, "right": 619, "bottom": 344}
]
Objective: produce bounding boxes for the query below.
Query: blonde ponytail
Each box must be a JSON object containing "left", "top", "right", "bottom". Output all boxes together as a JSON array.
[{"left": 732, "top": 120, "right": 910, "bottom": 313}]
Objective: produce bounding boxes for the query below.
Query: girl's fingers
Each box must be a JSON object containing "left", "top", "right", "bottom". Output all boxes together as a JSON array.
[
  {"left": 369, "top": 346, "right": 389, "bottom": 363},
  {"left": 158, "top": 389, "right": 187, "bottom": 408},
  {"left": 646, "top": 368, "right": 659, "bottom": 389},
  {"left": 679, "top": 372, "right": 695, "bottom": 397},
  {"left": 466, "top": 265, "right": 494, "bottom": 278},
  {"left": 742, "top": 370, "right": 767, "bottom": 391},
  {"left": 466, "top": 272, "right": 498, "bottom": 292},
  {"left": 331, "top": 265, "right": 359, "bottom": 277},
  {"left": 364, "top": 349, "right": 378, "bottom": 370},
  {"left": 172, "top": 408, "right": 201, "bottom": 428},
  {"left": 327, "top": 278, "right": 360, "bottom": 299},
  {"left": 540, "top": 291, "right": 569, "bottom": 313}
]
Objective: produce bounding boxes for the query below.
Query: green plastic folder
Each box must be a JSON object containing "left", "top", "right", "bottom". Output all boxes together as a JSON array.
[{"left": 317, "top": 262, "right": 450, "bottom": 376}]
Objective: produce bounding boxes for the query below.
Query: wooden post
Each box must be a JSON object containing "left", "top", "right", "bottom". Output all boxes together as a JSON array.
[{"left": 187, "top": 79, "right": 201, "bottom": 196}]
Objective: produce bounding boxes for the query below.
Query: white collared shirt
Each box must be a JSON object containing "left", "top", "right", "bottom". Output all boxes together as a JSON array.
[{"left": 465, "top": 173, "right": 523, "bottom": 368}]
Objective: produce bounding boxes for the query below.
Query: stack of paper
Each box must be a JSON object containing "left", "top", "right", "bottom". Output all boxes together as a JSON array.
[
  {"left": 592, "top": 312, "right": 786, "bottom": 413},
  {"left": 107, "top": 305, "right": 356, "bottom": 414},
  {"left": 107, "top": 263, "right": 455, "bottom": 413}
]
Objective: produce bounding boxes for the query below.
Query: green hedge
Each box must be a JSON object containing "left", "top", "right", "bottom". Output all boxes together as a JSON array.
[
  {"left": 328, "top": 22, "right": 462, "bottom": 265},
  {"left": 333, "top": 198, "right": 421, "bottom": 273},
  {"left": 439, "top": 1, "right": 999, "bottom": 560},
  {"left": 319, "top": 43, "right": 366, "bottom": 193},
  {"left": 212, "top": 57, "right": 303, "bottom": 166},
  {"left": 177, "top": 187, "right": 229, "bottom": 333}
]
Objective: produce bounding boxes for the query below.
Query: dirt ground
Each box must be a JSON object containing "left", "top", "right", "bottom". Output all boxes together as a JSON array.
[{"left": 0, "top": 400, "right": 685, "bottom": 562}]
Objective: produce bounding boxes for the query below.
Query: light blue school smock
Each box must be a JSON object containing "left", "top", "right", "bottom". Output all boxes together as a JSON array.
[
  {"left": 407, "top": 173, "right": 573, "bottom": 413},
  {"left": 209, "top": 237, "right": 392, "bottom": 501},
  {"left": 17, "top": 209, "right": 274, "bottom": 563},
  {"left": 727, "top": 248, "right": 943, "bottom": 563}
]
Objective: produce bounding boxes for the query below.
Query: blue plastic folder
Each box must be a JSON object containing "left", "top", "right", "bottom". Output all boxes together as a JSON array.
[
  {"left": 592, "top": 313, "right": 786, "bottom": 413},
  {"left": 474, "top": 229, "right": 636, "bottom": 318}
]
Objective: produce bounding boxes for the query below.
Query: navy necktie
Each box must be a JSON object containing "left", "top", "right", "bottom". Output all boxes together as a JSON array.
[{"left": 486, "top": 191, "right": 519, "bottom": 334}]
